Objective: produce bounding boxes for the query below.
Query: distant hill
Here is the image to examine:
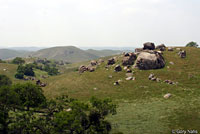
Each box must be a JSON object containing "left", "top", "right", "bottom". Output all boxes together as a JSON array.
[
  {"left": 0, "top": 49, "right": 30, "bottom": 60},
  {"left": 31, "top": 46, "right": 122, "bottom": 63},
  {"left": 86, "top": 49, "right": 122, "bottom": 57}
]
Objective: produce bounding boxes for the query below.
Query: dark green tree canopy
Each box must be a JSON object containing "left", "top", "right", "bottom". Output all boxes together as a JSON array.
[
  {"left": 186, "top": 41, "right": 198, "bottom": 47},
  {"left": 12, "top": 57, "right": 25, "bottom": 65},
  {"left": 0, "top": 75, "right": 12, "bottom": 87}
]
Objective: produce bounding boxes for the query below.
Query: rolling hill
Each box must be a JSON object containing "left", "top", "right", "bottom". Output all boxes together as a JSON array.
[
  {"left": 0, "top": 49, "right": 30, "bottom": 60},
  {"left": 30, "top": 46, "right": 122, "bottom": 63}
]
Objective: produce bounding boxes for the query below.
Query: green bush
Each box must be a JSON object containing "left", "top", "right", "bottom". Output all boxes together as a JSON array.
[{"left": 15, "top": 72, "right": 24, "bottom": 79}]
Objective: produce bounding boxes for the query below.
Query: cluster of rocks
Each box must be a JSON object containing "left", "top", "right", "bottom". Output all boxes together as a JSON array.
[
  {"left": 122, "top": 52, "right": 137, "bottom": 66},
  {"left": 79, "top": 59, "right": 104, "bottom": 73},
  {"left": 36, "top": 80, "right": 47, "bottom": 87},
  {"left": 148, "top": 73, "right": 177, "bottom": 85},
  {"left": 148, "top": 74, "right": 161, "bottom": 82}
]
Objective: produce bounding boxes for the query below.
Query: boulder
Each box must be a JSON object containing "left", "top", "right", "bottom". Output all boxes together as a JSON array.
[
  {"left": 126, "top": 69, "right": 132, "bottom": 73},
  {"left": 143, "top": 42, "right": 155, "bottom": 50},
  {"left": 114, "top": 81, "right": 119, "bottom": 86},
  {"left": 107, "top": 58, "right": 115, "bottom": 65},
  {"left": 169, "top": 61, "right": 174, "bottom": 65},
  {"left": 135, "top": 51, "right": 165, "bottom": 70},
  {"left": 168, "top": 47, "right": 174, "bottom": 51},
  {"left": 98, "top": 59, "right": 104, "bottom": 64},
  {"left": 126, "top": 76, "right": 133, "bottom": 81},
  {"left": 164, "top": 93, "right": 171, "bottom": 99},
  {"left": 79, "top": 65, "right": 88, "bottom": 73},
  {"left": 156, "top": 44, "right": 166, "bottom": 51},
  {"left": 178, "top": 50, "right": 186, "bottom": 58},
  {"left": 122, "top": 53, "right": 137, "bottom": 66},
  {"left": 87, "top": 66, "right": 95, "bottom": 72},
  {"left": 91, "top": 60, "right": 97, "bottom": 66},
  {"left": 114, "top": 65, "right": 122, "bottom": 72}
]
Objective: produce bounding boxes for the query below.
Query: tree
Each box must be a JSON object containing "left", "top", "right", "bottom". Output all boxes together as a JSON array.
[
  {"left": 16, "top": 64, "right": 35, "bottom": 77},
  {"left": 186, "top": 41, "right": 198, "bottom": 47},
  {"left": 12, "top": 57, "right": 25, "bottom": 65},
  {"left": 13, "top": 83, "right": 46, "bottom": 110},
  {"left": 0, "top": 75, "right": 12, "bottom": 87},
  {"left": 15, "top": 72, "right": 24, "bottom": 79}
]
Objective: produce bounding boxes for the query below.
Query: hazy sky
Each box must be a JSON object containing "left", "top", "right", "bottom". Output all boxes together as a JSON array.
[{"left": 0, "top": 0, "right": 199, "bottom": 47}]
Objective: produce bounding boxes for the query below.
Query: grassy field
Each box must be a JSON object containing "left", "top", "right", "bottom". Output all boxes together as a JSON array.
[{"left": 1, "top": 47, "right": 200, "bottom": 134}]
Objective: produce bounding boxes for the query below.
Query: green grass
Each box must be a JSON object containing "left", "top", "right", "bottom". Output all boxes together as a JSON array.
[{"left": 1, "top": 47, "right": 200, "bottom": 134}]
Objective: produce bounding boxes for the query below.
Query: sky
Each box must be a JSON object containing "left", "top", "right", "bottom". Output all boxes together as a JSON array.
[{"left": 0, "top": 0, "right": 200, "bottom": 48}]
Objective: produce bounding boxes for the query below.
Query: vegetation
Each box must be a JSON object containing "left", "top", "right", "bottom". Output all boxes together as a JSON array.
[
  {"left": 186, "top": 41, "right": 198, "bottom": 47},
  {"left": 16, "top": 64, "right": 35, "bottom": 78},
  {"left": 0, "top": 75, "right": 117, "bottom": 134},
  {"left": 0, "top": 75, "right": 12, "bottom": 87},
  {"left": 12, "top": 57, "right": 25, "bottom": 65}
]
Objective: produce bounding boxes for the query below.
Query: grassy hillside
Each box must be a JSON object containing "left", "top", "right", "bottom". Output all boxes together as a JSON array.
[
  {"left": 1, "top": 47, "right": 200, "bottom": 133},
  {"left": 41, "top": 47, "right": 200, "bottom": 134},
  {"left": 0, "top": 49, "right": 30, "bottom": 60}
]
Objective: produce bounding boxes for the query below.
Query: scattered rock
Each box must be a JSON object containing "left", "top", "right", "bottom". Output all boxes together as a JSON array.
[
  {"left": 126, "top": 69, "right": 132, "bottom": 73},
  {"left": 79, "top": 65, "right": 88, "bottom": 73},
  {"left": 168, "top": 47, "right": 174, "bottom": 51},
  {"left": 114, "top": 81, "right": 119, "bottom": 86},
  {"left": 114, "top": 65, "right": 122, "bottom": 72},
  {"left": 156, "top": 78, "right": 161, "bottom": 82},
  {"left": 143, "top": 42, "right": 155, "bottom": 50},
  {"left": 91, "top": 60, "right": 97, "bottom": 66},
  {"left": 135, "top": 51, "right": 165, "bottom": 70},
  {"left": 107, "top": 58, "right": 115, "bottom": 65},
  {"left": 169, "top": 61, "right": 174, "bottom": 65},
  {"left": 178, "top": 50, "right": 186, "bottom": 58},
  {"left": 164, "top": 80, "right": 175, "bottom": 85},
  {"left": 108, "top": 75, "right": 113, "bottom": 78},
  {"left": 93, "top": 87, "right": 97, "bottom": 90},
  {"left": 148, "top": 73, "right": 155, "bottom": 80},
  {"left": 98, "top": 59, "right": 104, "bottom": 64},
  {"left": 164, "top": 93, "right": 171, "bottom": 99},
  {"left": 176, "top": 48, "right": 181, "bottom": 51},
  {"left": 3, "top": 69, "right": 6, "bottom": 71},
  {"left": 118, "top": 79, "right": 122, "bottom": 83},
  {"left": 87, "top": 66, "right": 95, "bottom": 72},
  {"left": 126, "top": 76, "right": 133, "bottom": 81}
]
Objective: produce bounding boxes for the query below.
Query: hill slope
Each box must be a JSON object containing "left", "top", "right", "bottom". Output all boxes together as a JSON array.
[
  {"left": 31, "top": 46, "right": 122, "bottom": 63},
  {"left": 41, "top": 47, "right": 200, "bottom": 134},
  {"left": 86, "top": 49, "right": 122, "bottom": 57},
  {"left": 0, "top": 49, "right": 30, "bottom": 60}
]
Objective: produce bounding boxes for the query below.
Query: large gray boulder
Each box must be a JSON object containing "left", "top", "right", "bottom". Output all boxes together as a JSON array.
[
  {"left": 135, "top": 51, "right": 165, "bottom": 70},
  {"left": 122, "top": 53, "right": 137, "bottom": 66},
  {"left": 143, "top": 42, "right": 155, "bottom": 50}
]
